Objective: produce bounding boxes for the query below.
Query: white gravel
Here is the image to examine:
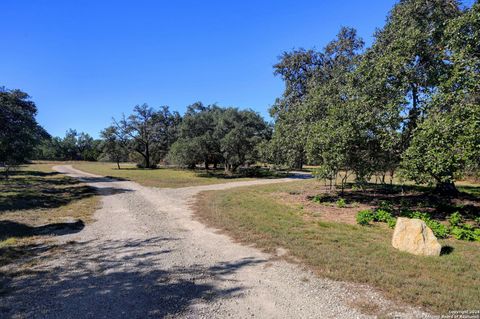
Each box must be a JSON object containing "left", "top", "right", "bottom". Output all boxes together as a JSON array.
[{"left": 0, "top": 165, "right": 428, "bottom": 318}]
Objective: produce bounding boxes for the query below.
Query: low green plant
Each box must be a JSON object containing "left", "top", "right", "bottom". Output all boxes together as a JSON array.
[
  {"left": 448, "top": 212, "right": 463, "bottom": 227},
  {"left": 387, "top": 217, "right": 397, "bottom": 229},
  {"left": 475, "top": 229, "right": 480, "bottom": 241},
  {"left": 409, "top": 211, "right": 431, "bottom": 221},
  {"left": 336, "top": 198, "right": 347, "bottom": 208},
  {"left": 374, "top": 209, "right": 393, "bottom": 222},
  {"left": 356, "top": 209, "right": 374, "bottom": 226},
  {"left": 311, "top": 194, "right": 324, "bottom": 203},
  {"left": 425, "top": 220, "right": 449, "bottom": 239},
  {"left": 451, "top": 226, "right": 478, "bottom": 241}
]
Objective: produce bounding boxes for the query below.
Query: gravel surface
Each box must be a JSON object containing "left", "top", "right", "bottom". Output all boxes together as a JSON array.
[{"left": 1, "top": 165, "right": 428, "bottom": 319}]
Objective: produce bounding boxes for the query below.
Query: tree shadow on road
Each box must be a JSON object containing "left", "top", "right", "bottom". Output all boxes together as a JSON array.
[{"left": 0, "top": 236, "right": 265, "bottom": 318}]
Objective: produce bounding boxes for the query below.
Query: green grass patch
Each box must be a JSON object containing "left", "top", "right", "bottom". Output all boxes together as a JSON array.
[
  {"left": 194, "top": 181, "right": 480, "bottom": 314},
  {"left": 72, "top": 162, "right": 268, "bottom": 188}
]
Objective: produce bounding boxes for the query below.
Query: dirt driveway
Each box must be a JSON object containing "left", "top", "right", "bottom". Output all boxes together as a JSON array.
[{"left": 1, "top": 165, "right": 426, "bottom": 318}]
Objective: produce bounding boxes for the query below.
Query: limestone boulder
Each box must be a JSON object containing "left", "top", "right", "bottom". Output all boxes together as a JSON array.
[{"left": 392, "top": 217, "right": 442, "bottom": 256}]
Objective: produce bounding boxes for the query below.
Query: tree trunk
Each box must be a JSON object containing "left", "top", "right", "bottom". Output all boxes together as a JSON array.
[
  {"left": 204, "top": 161, "right": 209, "bottom": 170},
  {"left": 3, "top": 165, "right": 10, "bottom": 180},
  {"left": 116, "top": 160, "right": 121, "bottom": 170},
  {"left": 145, "top": 145, "right": 150, "bottom": 168},
  {"left": 435, "top": 182, "right": 458, "bottom": 195}
]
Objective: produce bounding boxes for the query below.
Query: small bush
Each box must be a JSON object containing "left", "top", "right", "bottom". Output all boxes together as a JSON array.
[
  {"left": 374, "top": 209, "right": 393, "bottom": 222},
  {"left": 356, "top": 209, "right": 374, "bottom": 226},
  {"left": 336, "top": 198, "right": 347, "bottom": 208},
  {"left": 451, "top": 227, "right": 477, "bottom": 241},
  {"left": 387, "top": 217, "right": 397, "bottom": 229},
  {"left": 409, "top": 211, "right": 431, "bottom": 221},
  {"left": 311, "top": 194, "right": 324, "bottom": 203},
  {"left": 474, "top": 229, "right": 480, "bottom": 241},
  {"left": 448, "top": 212, "right": 463, "bottom": 227},
  {"left": 425, "top": 220, "right": 449, "bottom": 239}
]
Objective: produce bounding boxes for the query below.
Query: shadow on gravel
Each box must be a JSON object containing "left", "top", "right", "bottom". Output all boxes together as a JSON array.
[{"left": 0, "top": 236, "right": 264, "bottom": 318}]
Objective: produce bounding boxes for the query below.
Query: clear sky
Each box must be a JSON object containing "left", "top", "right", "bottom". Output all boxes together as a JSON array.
[{"left": 0, "top": 0, "right": 443, "bottom": 138}]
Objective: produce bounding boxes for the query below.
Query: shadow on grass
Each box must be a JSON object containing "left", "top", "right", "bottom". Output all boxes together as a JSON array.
[
  {"left": 440, "top": 246, "right": 455, "bottom": 255},
  {"left": 0, "top": 220, "right": 85, "bottom": 241},
  {"left": 195, "top": 168, "right": 294, "bottom": 180},
  {"left": 0, "top": 236, "right": 264, "bottom": 318},
  {"left": 310, "top": 182, "right": 480, "bottom": 220},
  {"left": 0, "top": 171, "right": 132, "bottom": 213}
]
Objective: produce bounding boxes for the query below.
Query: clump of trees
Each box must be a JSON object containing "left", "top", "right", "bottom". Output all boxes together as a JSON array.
[
  {"left": 167, "top": 103, "right": 270, "bottom": 173},
  {"left": 35, "top": 129, "right": 101, "bottom": 161},
  {"left": 268, "top": 0, "right": 480, "bottom": 194},
  {"left": 0, "top": 87, "right": 46, "bottom": 178},
  {"left": 99, "top": 102, "right": 270, "bottom": 173}
]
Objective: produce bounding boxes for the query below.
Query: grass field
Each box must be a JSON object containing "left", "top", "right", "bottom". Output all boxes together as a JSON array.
[
  {"left": 0, "top": 164, "right": 99, "bottom": 268},
  {"left": 71, "top": 162, "right": 261, "bottom": 188},
  {"left": 194, "top": 180, "right": 480, "bottom": 314}
]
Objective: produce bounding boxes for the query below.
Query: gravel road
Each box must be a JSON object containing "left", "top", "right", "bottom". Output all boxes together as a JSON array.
[{"left": 1, "top": 165, "right": 427, "bottom": 319}]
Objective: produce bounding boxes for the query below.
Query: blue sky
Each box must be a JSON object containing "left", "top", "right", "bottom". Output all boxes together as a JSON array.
[{"left": 2, "top": 0, "right": 457, "bottom": 138}]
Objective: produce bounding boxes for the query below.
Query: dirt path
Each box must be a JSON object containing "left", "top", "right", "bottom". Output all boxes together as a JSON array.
[{"left": 1, "top": 165, "right": 426, "bottom": 318}]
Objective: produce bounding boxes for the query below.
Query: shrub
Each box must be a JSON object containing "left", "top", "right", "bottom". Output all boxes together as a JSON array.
[
  {"left": 425, "top": 220, "right": 449, "bottom": 239},
  {"left": 387, "top": 217, "right": 397, "bottom": 229},
  {"left": 374, "top": 209, "right": 393, "bottom": 222},
  {"left": 356, "top": 210, "right": 374, "bottom": 226},
  {"left": 474, "top": 217, "right": 480, "bottom": 227},
  {"left": 451, "top": 227, "right": 477, "bottom": 241},
  {"left": 409, "top": 211, "right": 431, "bottom": 221},
  {"left": 336, "top": 198, "right": 347, "bottom": 208},
  {"left": 475, "top": 229, "right": 480, "bottom": 241},
  {"left": 311, "top": 194, "right": 324, "bottom": 203},
  {"left": 448, "top": 212, "right": 463, "bottom": 227}
]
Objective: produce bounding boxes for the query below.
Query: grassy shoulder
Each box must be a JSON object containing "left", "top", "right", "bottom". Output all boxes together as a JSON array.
[
  {"left": 194, "top": 180, "right": 480, "bottom": 314},
  {"left": 0, "top": 164, "right": 100, "bottom": 267},
  {"left": 72, "top": 162, "right": 267, "bottom": 188}
]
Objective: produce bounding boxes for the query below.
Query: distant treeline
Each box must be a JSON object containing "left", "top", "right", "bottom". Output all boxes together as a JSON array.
[
  {"left": 34, "top": 129, "right": 102, "bottom": 161},
  {"left": 32, "top": 102, "right": 270, "bottom": 174}
]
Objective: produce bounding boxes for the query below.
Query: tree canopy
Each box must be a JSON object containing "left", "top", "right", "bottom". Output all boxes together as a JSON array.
[
  {"left": 168, "top": 103, "right": 270, "bottom": 173},
  {"left": 0, "top": 87, "right": 46, "bottom": 177},
  {"left": 270, "top": 0, "right": 478, "bottom": 193}
]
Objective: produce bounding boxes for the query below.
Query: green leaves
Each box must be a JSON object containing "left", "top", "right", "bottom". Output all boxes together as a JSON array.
[
  {"left": 167, "top": 105, "right": 269, "bottom": 172},
  {"left": 0, "top": 87, "right": 44, "bottom": 176}
]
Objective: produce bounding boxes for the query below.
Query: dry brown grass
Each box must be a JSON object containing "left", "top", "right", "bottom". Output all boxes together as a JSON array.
[{"left": 0, "top": 164, "right": 100, "bottom": 267}]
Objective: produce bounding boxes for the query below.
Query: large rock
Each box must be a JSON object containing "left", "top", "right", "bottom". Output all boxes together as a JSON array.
[{"left": 392, "top": 217, "right": 442, "bottom": 256}]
